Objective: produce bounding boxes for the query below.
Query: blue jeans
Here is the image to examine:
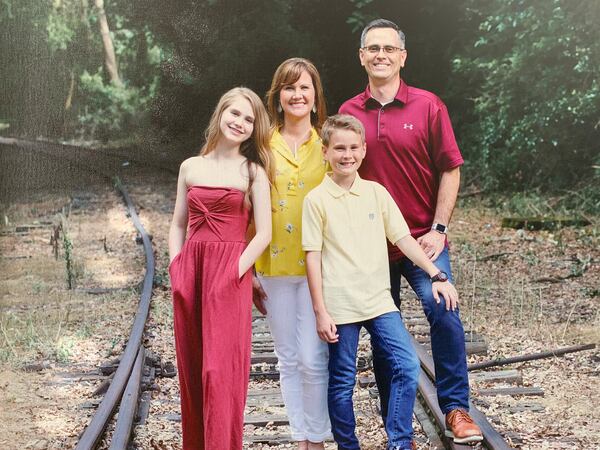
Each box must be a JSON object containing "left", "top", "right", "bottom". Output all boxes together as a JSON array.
[
  {"left": 328, "top": 312, "right": 419, "bottom": 450},
  {"left": 383, "top": 247, "right": 469, "bottom": 414}
]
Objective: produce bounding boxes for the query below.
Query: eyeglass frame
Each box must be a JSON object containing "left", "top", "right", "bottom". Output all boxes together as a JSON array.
[{"left": 361, "top": 45, "right": 405, "bottom": 55}]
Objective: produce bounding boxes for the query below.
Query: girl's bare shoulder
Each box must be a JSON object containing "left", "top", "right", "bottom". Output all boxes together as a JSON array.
[{"left": 180, "top": 155, "right": 204, "bottom": 169}]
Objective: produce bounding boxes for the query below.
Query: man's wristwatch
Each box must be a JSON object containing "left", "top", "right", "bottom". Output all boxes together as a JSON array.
[
  {"left": 431, "top": 271, "right": 448, "bottom": 283},
  {"left": 431, "top": 223, "right": 448, "bottom": 234}
]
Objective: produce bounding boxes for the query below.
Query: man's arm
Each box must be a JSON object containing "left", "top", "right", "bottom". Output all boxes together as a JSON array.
[
  {"left": 417, "top": 166, "right": 460, "bottom": 260},
  {"left": 306, "top": 251, "right": 338, "bottom": 343}
]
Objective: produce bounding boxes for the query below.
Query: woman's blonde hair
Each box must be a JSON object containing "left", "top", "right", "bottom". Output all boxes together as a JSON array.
[
  {"left": 200, "top": 87, "right": 275, "bottom": 189},
  {"left": 266, "top": 58, "right": 327, "bottom": 132}
]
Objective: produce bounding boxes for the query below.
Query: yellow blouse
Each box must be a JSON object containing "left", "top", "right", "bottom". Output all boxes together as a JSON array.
[{"left": 256, "top": 128, "right": 327, "bottom": 276}]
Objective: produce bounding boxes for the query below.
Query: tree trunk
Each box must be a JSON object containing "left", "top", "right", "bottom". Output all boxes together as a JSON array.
[
  {"left": 94, "top": 0, "right": 122, "bottom": 86},
  {"left": 65, "top": 70, "right": 75, "bottom": 110}
]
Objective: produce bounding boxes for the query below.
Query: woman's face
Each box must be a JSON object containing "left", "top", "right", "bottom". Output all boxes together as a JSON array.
[
  {"left": 219, "top": 96, "right": 255, "bottom": 145},
  {"left": 279, "top": 70, "right": 315, "bottom": 122}
]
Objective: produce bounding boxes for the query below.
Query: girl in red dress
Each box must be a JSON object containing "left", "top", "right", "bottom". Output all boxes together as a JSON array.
[{"left": 168, "top": 87, "right": 274, "bottom": 450}]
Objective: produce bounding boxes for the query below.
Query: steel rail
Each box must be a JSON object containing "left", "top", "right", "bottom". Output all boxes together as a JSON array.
[
  {"left": 1, "top": 138, "right": 162, "bottom": 448},
  {"left": 411, "top": 335, "right": 512, "bottom": 450},
  {"left": 109, "top": 346, "right": 146, "bottom": 450},
  {"left": 467, "top": 343, "right": 596, "bottom": 371},
  {"left": 416, "top": 371, "right": 472, "bottom": 450},
  {"left": 75, "top": 178, "right": 155, "bottom": 449}
]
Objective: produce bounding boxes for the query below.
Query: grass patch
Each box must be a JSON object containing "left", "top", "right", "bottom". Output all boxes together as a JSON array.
[{"left": 461, "top": 182, "right": 600, "bottom": 219}]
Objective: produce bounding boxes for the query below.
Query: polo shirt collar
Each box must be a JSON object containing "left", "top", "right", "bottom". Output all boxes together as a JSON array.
[
  {"left": 324, "top": 172, "right": 363, "bottom": 198},
  {"left": 361, "top": 79, "right": 408, "bottom": 108}
]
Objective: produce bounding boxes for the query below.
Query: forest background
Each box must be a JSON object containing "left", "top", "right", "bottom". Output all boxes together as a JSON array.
[{"left": 1, "top": 0, "right": 599, "bottom": 212}]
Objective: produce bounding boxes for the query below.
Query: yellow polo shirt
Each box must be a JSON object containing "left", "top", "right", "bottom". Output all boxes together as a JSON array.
[
  {"left": 256, "top": 128, "right": 327, "bottom": 276},
  {"left": 302, "top": 174, "right": 410, "bottom": 324}
]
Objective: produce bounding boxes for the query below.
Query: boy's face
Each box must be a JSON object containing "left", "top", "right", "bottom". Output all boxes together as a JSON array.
[{"left": 323, "top": 129, "right": 366, "bottom": 178}]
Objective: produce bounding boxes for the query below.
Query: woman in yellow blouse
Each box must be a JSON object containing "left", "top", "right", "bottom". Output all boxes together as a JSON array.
[{"left": 254, "top": 58, "right": 330, "bottom": 449}]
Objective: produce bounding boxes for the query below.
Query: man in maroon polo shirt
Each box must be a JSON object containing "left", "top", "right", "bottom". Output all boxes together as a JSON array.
[{"left": 339, "top": 18, "right": 483, "bottom": 445}]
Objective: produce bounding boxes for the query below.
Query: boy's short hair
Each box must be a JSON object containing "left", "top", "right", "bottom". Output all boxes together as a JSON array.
[{"left": 321, "top": 114, "right": 365, "bottom": 147}]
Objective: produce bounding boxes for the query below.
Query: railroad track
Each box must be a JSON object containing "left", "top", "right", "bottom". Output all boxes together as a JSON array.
[
  {"left": 247, "top": 307, "right": 513, "bottom": 449},
  {"left": 1, "top": 137, "right": 175, "bottom": 449},
  {"left": 75, "top": 179, "right": 161, "bottom": 450},
  {"left": 3, "top": 136, "right": 594, "bottom": 448}
]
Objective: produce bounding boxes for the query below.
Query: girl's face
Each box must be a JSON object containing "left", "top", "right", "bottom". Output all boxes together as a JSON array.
[
  {"left": 279, "top": 70, "right": 315, "bottom": 121},
  {"left": 219, "top": 96, "right": 255, "bottom": 145}
]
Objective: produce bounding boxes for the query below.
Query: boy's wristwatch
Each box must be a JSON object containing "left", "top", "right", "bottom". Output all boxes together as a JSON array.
[
  {"left": 431, "top": 223, "right": 448, "bottom": 234},
  {"left": 431, "top": 271, "right": 448, "bottom": 283}
]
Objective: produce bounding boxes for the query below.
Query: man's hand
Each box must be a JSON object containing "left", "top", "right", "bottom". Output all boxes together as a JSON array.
[
  {"left": 432, "top": 280, "right": 459, "bottom": 311},
  {"left": 315, "top": 310, "right": 339, "bottom": 343},
  {"left": 417, "top": 230, "right": 446, "bottom": 261},
  {"left": 252, "top": 275, "right": 268, "bottom": 315}
]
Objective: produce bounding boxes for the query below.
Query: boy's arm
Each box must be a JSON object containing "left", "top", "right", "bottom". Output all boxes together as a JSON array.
[
  {"left": 306, "top": 251, "right": 338, "bottom": 343},
  {"left": 377, "top": 183, "right": 459, "bottom": 311},
  {"left": 395, "top": 235, "right": 459, "bottom": 311}
]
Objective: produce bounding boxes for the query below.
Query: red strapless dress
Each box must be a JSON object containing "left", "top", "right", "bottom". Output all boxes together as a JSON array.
[{"left": 169, "top": 186, "right": 252, "bottom": 450}]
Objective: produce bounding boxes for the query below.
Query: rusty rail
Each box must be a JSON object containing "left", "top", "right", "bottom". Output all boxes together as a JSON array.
[
  {"left": 467, "top": 343, "right": 596, "bottom": 371},
  {"left": 411, "top": 335, "right": 512, "bottom": 450},
  {"left": 75, "top": 179, "right": 155, "bottom": 450}
]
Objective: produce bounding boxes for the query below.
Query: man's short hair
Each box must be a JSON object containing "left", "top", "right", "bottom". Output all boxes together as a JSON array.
[
  {"left": 360, "top": 18, "right": 406, "bottom": 49},
  {"left": 321, "top": 114, "right": 365, "bottom": 147}
]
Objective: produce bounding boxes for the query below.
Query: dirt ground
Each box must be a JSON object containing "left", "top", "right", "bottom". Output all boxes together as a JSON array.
[{"left": 0, "top": 173, "right": 598, "bottom": 449}]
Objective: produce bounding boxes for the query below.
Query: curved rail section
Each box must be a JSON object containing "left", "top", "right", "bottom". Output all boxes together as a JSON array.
[{"left": 76, "top": 179, "right": 155, "bottom": 450}]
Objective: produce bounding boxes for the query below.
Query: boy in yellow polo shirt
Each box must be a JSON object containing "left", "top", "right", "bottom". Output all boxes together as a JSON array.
[{"left": 302, "top": 115, "right": 459, "bottom": 450}]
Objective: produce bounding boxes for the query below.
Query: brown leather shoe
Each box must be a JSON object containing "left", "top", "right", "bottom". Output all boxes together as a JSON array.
[{"left": 445, "top": 409, "right": 483, "bottom": 444}]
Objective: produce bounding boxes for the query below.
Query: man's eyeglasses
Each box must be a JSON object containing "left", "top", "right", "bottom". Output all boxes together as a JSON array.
[{"left": 362, "top": 45, "right": 405, "bottom": 54}]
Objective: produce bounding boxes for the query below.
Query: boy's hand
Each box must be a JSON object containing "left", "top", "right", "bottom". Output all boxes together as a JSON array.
[
  {"left": 432, "top": 281, "right": 459, "bottom": 311},
  {"left": 315, "top": 310, "right": 339, "bottom": 343},
  {"left": 252, "top": 275, "right": 268, "bottom": 315}
]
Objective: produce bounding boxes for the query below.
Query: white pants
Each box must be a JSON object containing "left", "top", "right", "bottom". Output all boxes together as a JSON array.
[{"left": 259, "top": 275, "right": 331, "bottom": 442}]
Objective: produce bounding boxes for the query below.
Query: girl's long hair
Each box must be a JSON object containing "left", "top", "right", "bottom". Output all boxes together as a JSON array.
[
  {"left": 199, "top": 87, "right": 275, "bottom": 192},
  {"left": 266, "top": 58, "right": 327, "bottom": 132}
]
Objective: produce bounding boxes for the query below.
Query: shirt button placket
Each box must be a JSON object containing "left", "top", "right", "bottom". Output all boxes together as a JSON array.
[{"left": 377, "top": 106, "right": 386, "bottom": 141}]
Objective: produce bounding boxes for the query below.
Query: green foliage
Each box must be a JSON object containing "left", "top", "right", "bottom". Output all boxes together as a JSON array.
[
  {"left": 347, "top": 0, "right": 378, "bottom": 33},
  {"left": 465, "top": 180, "right": 600, "bottom": 218},
  {"left": 0, "top": 0, "right": 165, "bottom": 140},
  {"left": 133, "top": 0, "right": 320, "bottom": 137},
  {"left": 77, "top": 70, "right": 158, "bottom": 140},
  {"left": 47, "top": 9, "right": 75, "bottom": 51},
  {"left": 450, "top": 0, "right": 600, "bottom": 191}
]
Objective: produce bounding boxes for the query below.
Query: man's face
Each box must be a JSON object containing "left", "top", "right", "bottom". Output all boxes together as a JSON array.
[{"left": 359, "top": 27, "right": 407, "bottom": 83}]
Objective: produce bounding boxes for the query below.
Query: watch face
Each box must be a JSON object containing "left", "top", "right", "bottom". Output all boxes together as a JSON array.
[
  {"left": 433, "top": 223, "right": 447, "bottom": 233},
  {"left": 432, "top": 271, "right": 448, "bottom": 282}
]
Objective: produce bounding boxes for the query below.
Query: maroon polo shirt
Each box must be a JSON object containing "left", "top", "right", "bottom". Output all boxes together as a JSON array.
[{"left": 339, "top": 80, "right": 463, "bottom": 261}]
